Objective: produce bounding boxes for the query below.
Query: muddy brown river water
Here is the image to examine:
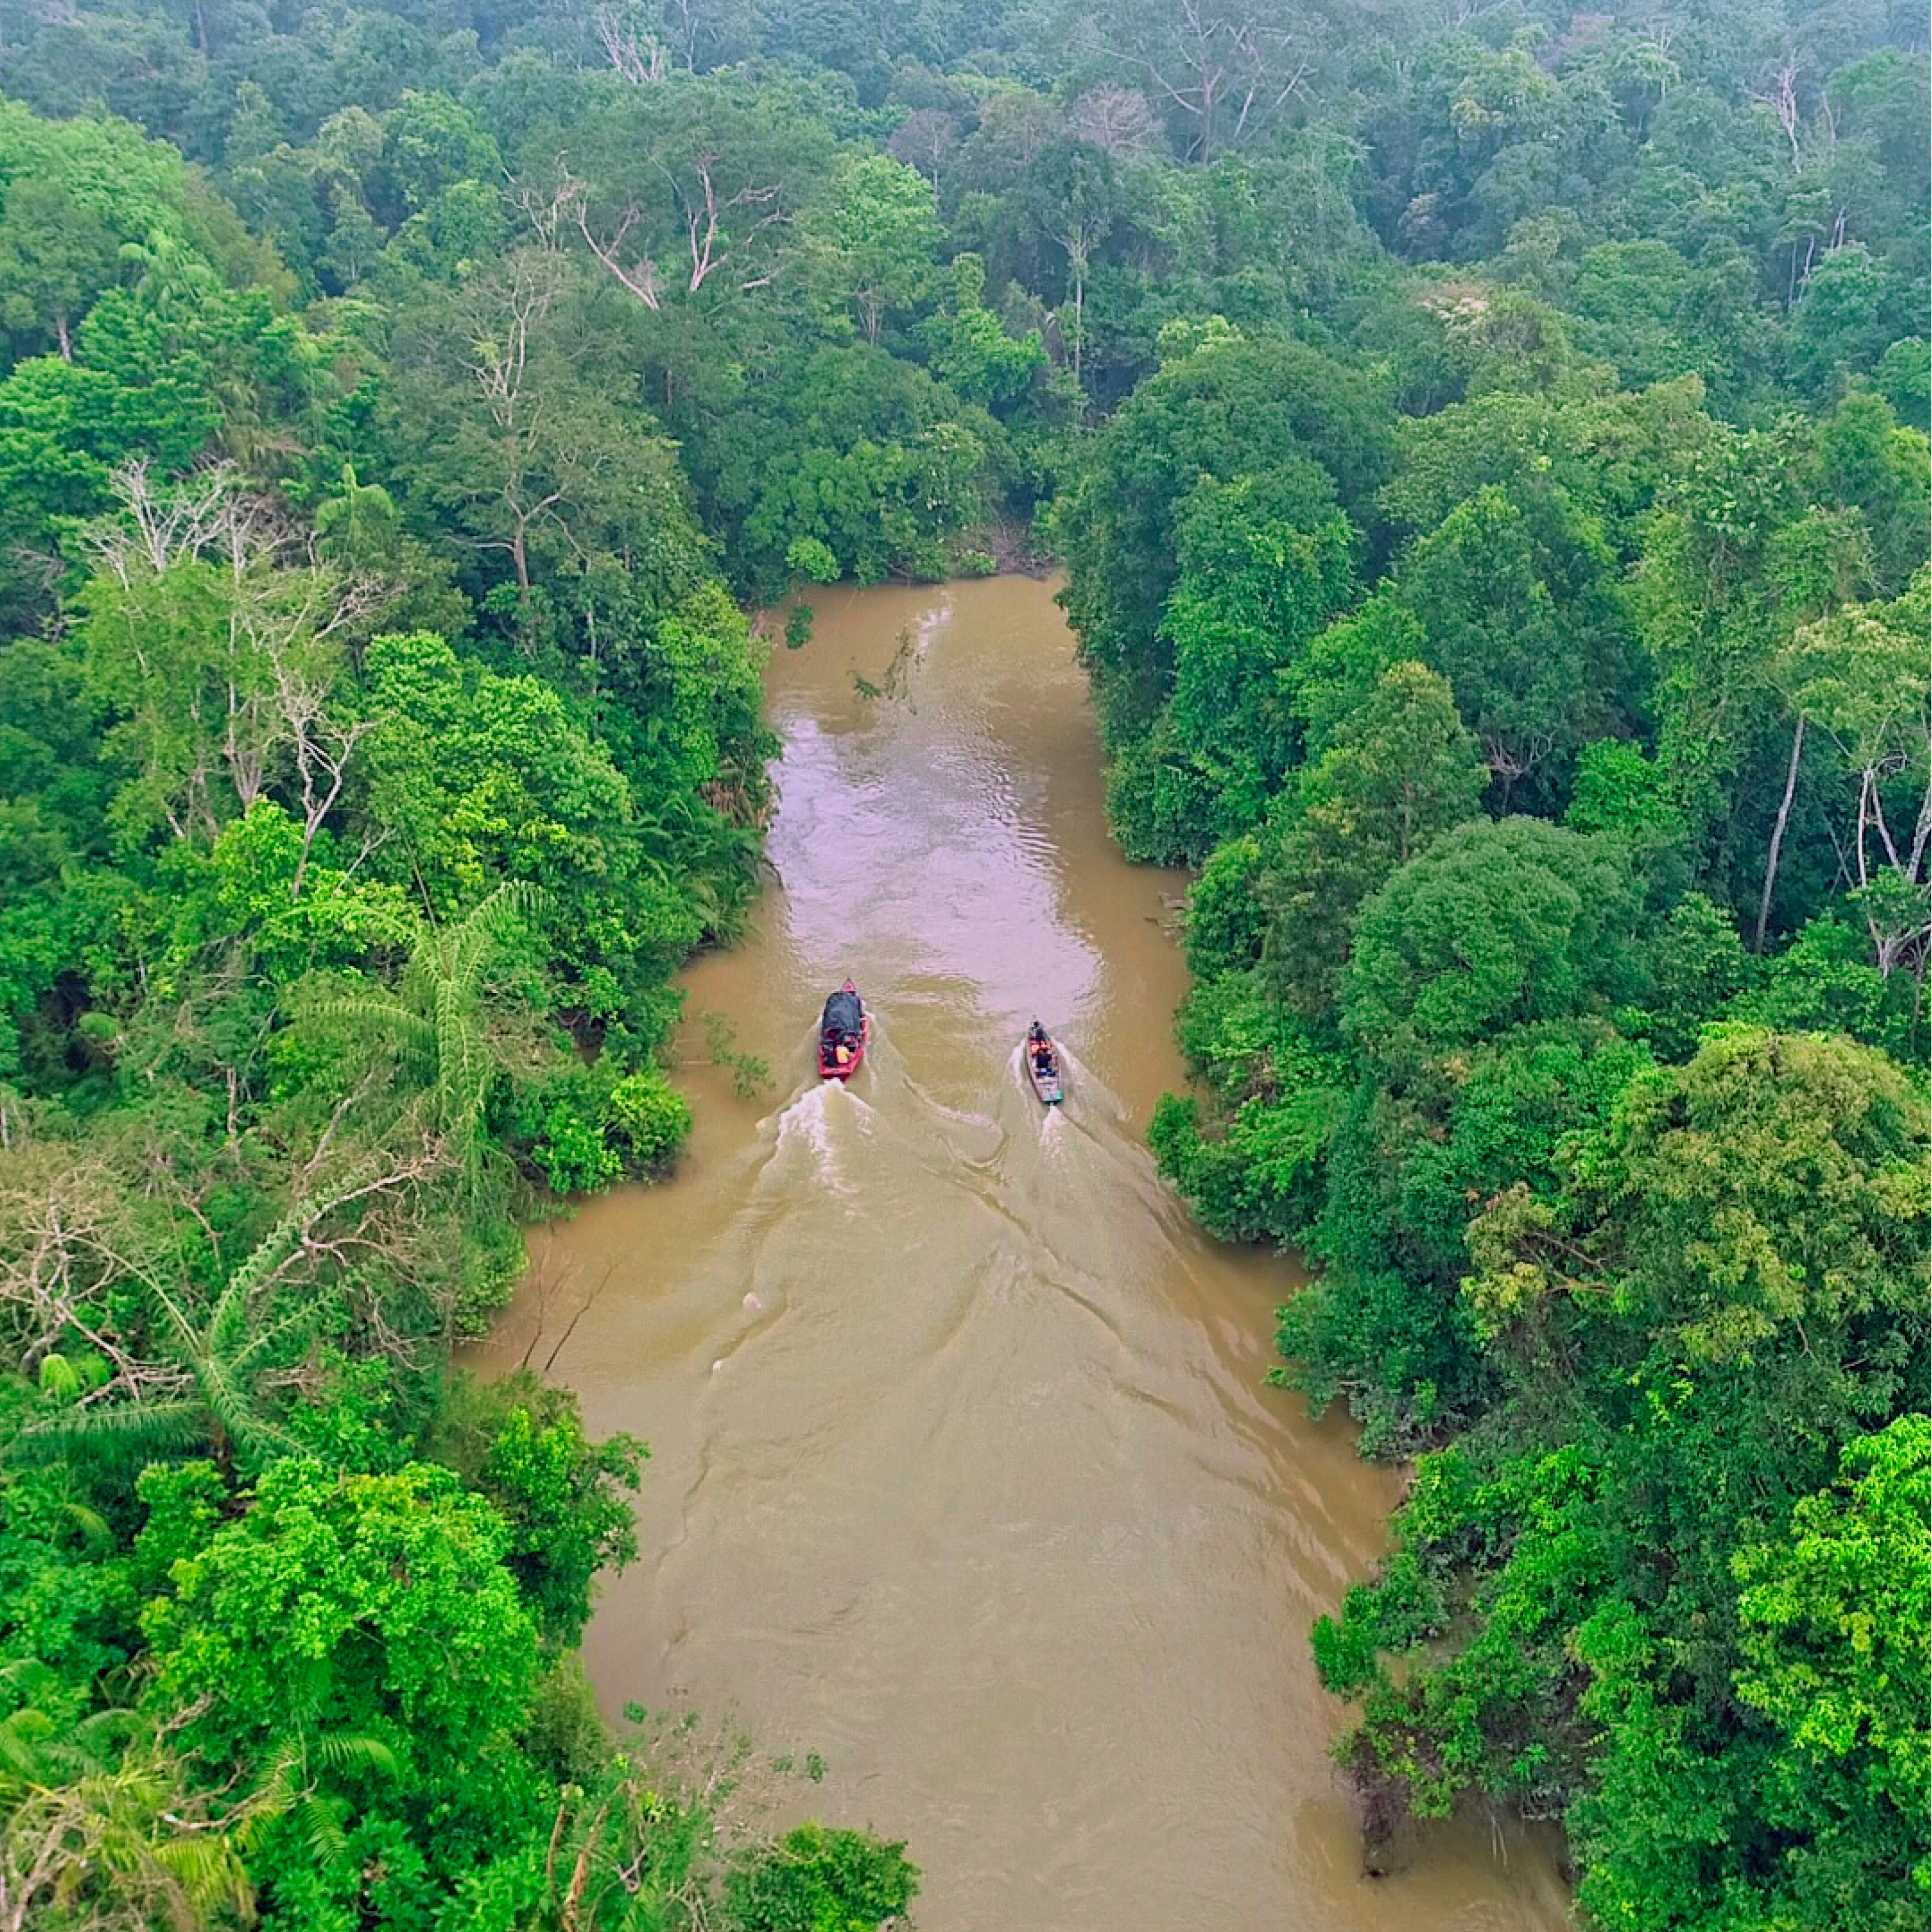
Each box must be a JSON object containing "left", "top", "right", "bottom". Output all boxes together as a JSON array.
[{"left": 475, "top": 576, "right": 1572, "bottom": 1931}]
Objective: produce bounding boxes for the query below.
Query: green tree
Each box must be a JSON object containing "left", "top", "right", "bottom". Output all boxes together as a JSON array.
[
  {"left": 1260, "top": 661, "right": 1486, "bottom": 1021},
  {"left": 725, "top": 1821, "right": 920, "bottom": 1932},
  {"left": 804, "top": 152, "right": 942, "bottom": 345},
  {"left": 1341, "top": 818, "right": 1642, "bottom": 1075},
  {"left": 1637, "top": 892, "right": 1749, "bottom": 1061},
  {"left": 381, "top": 250, "right": 695, "bottom": 598},
  {"left": 1730, "top": 1416, "right": 1930, "bottom": 1932},
  {"left": 142, "top": 1459, "right": 544, "bottom": 1886},
  {"left": 1322, "top": 1030, "right": 1927, "bottom": 1926},
  {"left": 1057, "top": 330, "right": 1389, "bottom": 744},
  {"left": 1788, "top": 244, "right": 1917, "bottom": 400},
  {"left": 1394, "top": 482, "right": 1636, "bottom": 809},
  {"left": 0, "top": 175, "right": 120, "bottom": 363},
  {"left": 357, "top": 629, "right": 701, "bottom": 1012},
  {"left": 423, "top": 1373, "right": 645, "bottom": 1650}
]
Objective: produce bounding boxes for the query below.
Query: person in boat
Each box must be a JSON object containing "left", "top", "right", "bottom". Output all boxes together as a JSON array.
[
  {"left": 1027, "top": 1020, "right": 1056, "bottom": 1077},
  {"left": 822, "top": 985, "right": 864, "bottom": 1068}
]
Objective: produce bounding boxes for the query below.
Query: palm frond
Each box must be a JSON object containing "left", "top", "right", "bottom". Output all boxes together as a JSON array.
[
  {"left": 147, "top": 1279, "right": 205, "bottom": 1363},
  {"left": 426, "top": 880, "right": 549, "bottom": 996},
  {"left": 460, "top": 878, "right": 551, "bottom": 949},
  {"left": 293, "top": 1793, "right": 351, "bottom": 1873},
  {"left": 8, "top": 1399, "right": 209, "bottom": 1466},
  {"left": 227, "top": 1298, "right": 324, "bottom": 1378},
  {"left": 196, "top": 1357, "right": 305, "bottom": 1468},
  {"left": 223, "top": 1406, "right": 309, "bottom": 1468},
  {"left": 307, "top": 996, "right": 439, "bottom": 1072},
  {"left": 213, "top": 1158, "right": 386, "bottom": 1349},
  {"left": 215, "top": 1208, "right": 314, "bottom": 1319},
  {"left": 153, "top": 1831, "right": 255, "bottom": 1915},
  {"left": 308, "top": 1730, "right": 399, "bottom": 1779},
  {"left": 0, "top": 1705, "right": 55, "bottom": 1779}
]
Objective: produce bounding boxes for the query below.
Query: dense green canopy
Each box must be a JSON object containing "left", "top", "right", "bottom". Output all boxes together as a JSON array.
[{"left": 0, "top": 0, "right": 1924, "bottom": 1925}]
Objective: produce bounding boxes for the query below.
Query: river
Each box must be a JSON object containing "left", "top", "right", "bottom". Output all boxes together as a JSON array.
[{"left": 473, "top": 576, "right": 1572, "bottom": 1931}]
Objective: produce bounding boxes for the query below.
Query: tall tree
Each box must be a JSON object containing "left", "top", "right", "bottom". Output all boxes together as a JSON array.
[
  {"left": 1260, "top": 660, "right": 1487, "bottom": 1019},
  {"left": 1061, "top": 0, "right": 1323, "bottom": 162}
]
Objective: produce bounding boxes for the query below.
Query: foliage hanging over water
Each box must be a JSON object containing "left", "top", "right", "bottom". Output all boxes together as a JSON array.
[
  {"left": 1043, "top": 5, "right": 1929, "bottom": 1921},
  {"left": 0, "top": 0, "right": 1924, "bottom": 1924}
]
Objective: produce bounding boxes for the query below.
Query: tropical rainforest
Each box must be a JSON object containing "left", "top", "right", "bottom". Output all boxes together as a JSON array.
[{"left": 0, "top": 0, "right": 1924, "bottom": 1926}]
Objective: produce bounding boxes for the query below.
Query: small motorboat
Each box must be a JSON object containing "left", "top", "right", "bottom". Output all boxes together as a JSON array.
[
  {"left": 1023, "top": 1021, "right": 1064, "bottom": 1104},
  {"left": 818, "top": 981, "right": 871, "bottom": 1081}
]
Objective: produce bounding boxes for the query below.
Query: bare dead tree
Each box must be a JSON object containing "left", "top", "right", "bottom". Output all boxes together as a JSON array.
[
  {"left": 678, "top": 153, "right": 786, "bottom": 294},
  {"left": 1075, "top": 0, "right": 1315, "bottom": 163},
  {"left": 1750, "top": 61, "right": 1804, "bottom": 171},
  {"left": 1778, "top": 606, "right": 1932, "bottom": 974},
  {"left": 78, "top": 463, "right": 385, "bottom": 849},
  {"left": 0, "top": 1145, "right": 156, "bottom": 1385},
  {"left": 1446, "top": 0, "right": 1519, "bottom": 27},
  {"left": 459, "top": 251, "right": 574, "bottom": 589},
  {"left": 556, "top": 158, "right": 667, "bottom": 310},
  {"left": 218, "top": 564, "right": 382, "bottom": 829},
  {"left": 1067, "top": 87, "right": 1161, "bottom": 158},
  {"left": 1755, "top": 714, "right": 1806, "bottom": 952},
  {"left": 593, "top": 1, "right": 668, "bottom": 83},
  {"left": 82, "top": 461, "right": 254, "bottom": 585},
  {"left": 276, "top": 652, "right": 377, "bottom": 900},
  {"left": 565, "top": 148, "right": 789, "bottom": 306},
  {"left": 660, "top": 0, "right": 703, "bottom": 71},
  {"left": 518, "top": 166, "right": 583, "bottom": 254}
]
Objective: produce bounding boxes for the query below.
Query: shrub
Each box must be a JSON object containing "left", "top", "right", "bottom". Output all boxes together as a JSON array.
[{"left": 607, "top": 1070, "right": 693, "bottom": 1173}]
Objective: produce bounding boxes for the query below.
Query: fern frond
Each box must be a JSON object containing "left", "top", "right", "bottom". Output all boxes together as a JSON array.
[
  {"left": 0, "top": 1656, "right": 59, "bottom": 1700},
  {"left": 70, "top": 1705, "right": 144, "bottom": 1760},
  {"left": 60, "top": 1498, "right": 116, "bottom": 1551}
]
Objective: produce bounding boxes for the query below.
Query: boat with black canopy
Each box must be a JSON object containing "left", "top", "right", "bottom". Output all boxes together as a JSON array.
[{"left": 818, "top": 981, "right": 871, "bottom": 1081}]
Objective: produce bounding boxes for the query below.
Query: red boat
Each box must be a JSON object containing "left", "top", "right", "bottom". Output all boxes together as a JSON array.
[{"left": 817, "top": 981, "right": 871, "bottom": 1081}]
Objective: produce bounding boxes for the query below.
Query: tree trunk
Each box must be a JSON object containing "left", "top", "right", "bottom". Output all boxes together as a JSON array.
[
  {"left": 1755, "top": 714, "right": 1806, "bottom": 952},
  {"left": 1070, "top": 260, "right": 1084, "bottom": 399}
]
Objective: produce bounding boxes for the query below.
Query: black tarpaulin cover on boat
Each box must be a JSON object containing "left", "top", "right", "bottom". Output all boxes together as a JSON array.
[{"left": 821, "top": 989, "right": 862, "bottom": 1036}]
